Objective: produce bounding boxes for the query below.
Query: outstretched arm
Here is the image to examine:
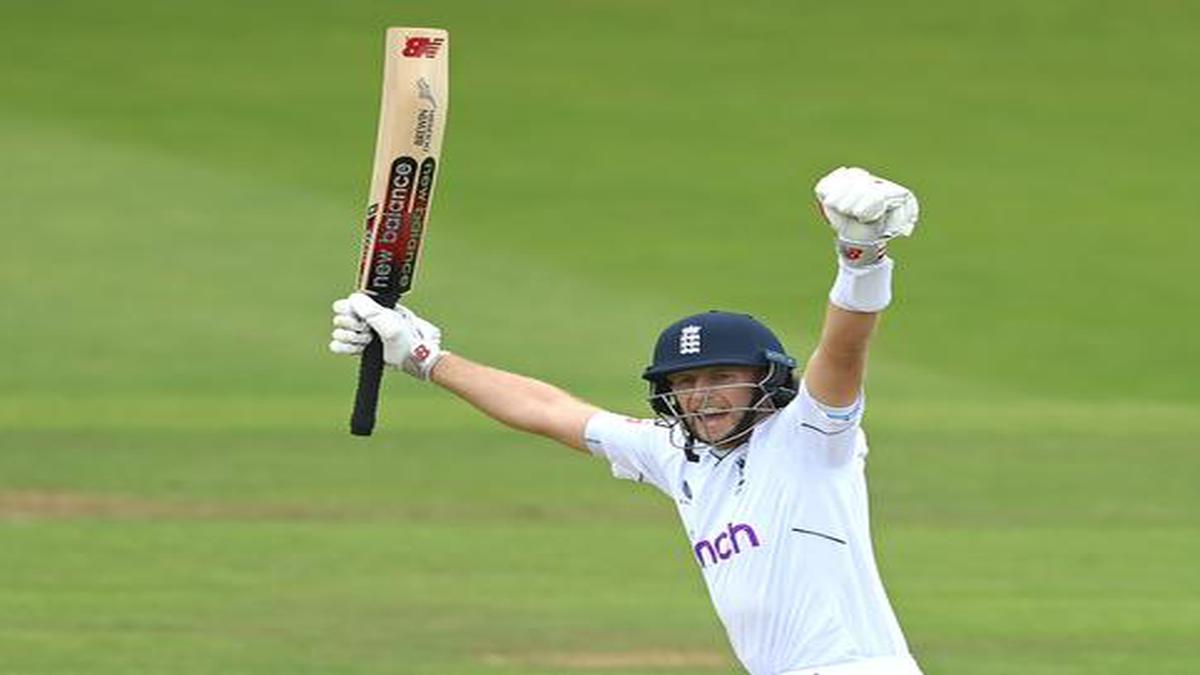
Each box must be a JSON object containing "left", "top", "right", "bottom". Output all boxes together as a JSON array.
[
  {"left": 330, "top": 294, "right": 600, "bottom": 453},
  {"left": 429, "top": 353, "right": 599, "bottom": 452},
  {"left": 804, "top": 167, "right": 919, "bottom": 408}
]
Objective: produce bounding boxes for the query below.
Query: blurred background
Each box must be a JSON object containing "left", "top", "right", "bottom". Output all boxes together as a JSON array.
[{"left": 1, "top": 1, "right": 1197, "bottom": 673}]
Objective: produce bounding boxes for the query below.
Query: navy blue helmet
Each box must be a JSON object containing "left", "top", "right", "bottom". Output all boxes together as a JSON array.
[{"left": 642, "top": 311, "right": 798, "bottom": 452}]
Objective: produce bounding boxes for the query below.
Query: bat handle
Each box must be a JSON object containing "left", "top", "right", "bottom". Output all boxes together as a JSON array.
[{"left": 350, "top": 334, "right": 386, "bottom": 436}]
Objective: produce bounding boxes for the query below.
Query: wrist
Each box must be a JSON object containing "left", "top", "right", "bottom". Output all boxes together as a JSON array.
[
  {"left": 422, "top": 349, "right": 451, "bottom": 382},
  {"left": 406, "top": 343, "right": 446, "bottom": 381},
  {"left": 836, "top": 237, "right": 888, "bottom": 268},
  {"left": 829, "top": 256, "right": 894, "bottom": 313}
]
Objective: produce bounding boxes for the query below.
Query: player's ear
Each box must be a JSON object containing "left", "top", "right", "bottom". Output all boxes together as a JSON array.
[{"left": 770, "top": 374, "right": 798, "bottom": 408}]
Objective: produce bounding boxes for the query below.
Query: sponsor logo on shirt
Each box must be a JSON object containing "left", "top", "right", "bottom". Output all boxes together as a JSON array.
[{"left": 692, "top": 522, "right": 761, "bottom": 568}]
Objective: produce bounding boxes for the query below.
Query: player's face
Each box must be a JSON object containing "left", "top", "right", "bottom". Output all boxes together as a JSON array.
[{"left": 666, "top": 366, "right": 764, "bottom": 445}]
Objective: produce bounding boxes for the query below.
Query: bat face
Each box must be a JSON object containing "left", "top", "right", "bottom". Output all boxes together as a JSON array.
[
  {"left": 349, "top": 27, "right": 448, "bottom": 436},
  {"left": 356, "top": 27, "right": 448, "bottom": 307},
  {"left": 360, "top": 155, "right": 435, "bottom": 301}
]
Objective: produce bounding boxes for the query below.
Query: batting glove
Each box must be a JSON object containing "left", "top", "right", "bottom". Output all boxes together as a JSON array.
[
  {"left": 815, "top": 166, "right": 919, "bottom": 268},
  {"left": 329, "top": 293, "right": 446, "bottom": 380}
]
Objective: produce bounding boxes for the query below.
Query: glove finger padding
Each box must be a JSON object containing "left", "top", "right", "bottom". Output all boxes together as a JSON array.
[
  {"left": 882, "top": 193, "right": 918, "bottom": 238},
  {"left": 815, "top": 166, "right": 919, "bottom": 241},
  {"left": 348, "top": 293, "right": 406, "bottom": 341},
  {"left": 329, "top": 340, "right": 365, "bottom": 355},
  {"left": 332, "top": 313, "right": 368, "bottom": 331},
  {"left": 363, "top": 311, "right": 406, "bottom": 342},
  {"left": 331, "top": 328, "right": 373, "bottom": 345},
  {"left": 849, "top": 191, "right": 888, "bottom": 222},
  {"left": 814, "top": 167, "right": 869, "bottom": 202},
  {"left": 346, "top": 293, "right": 384, "bottom": 319}
]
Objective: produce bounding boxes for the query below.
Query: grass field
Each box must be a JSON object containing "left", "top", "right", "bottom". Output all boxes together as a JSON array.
[{"left": 2, "top": 1, "right": 1198, "bottom": 673}]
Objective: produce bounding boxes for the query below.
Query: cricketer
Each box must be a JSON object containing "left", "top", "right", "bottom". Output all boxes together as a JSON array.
[{"left": 329, "top": 166, "right": 924, "bottom": 675}]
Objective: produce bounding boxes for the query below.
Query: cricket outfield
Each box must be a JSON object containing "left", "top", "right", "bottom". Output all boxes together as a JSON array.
[{"left": 1, "top": 1, "right": 1197, "bottom": 673}]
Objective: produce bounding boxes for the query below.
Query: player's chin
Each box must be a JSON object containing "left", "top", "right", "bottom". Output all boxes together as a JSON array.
[{"left": 689, "top": 413, "right": 736, "bottom": 443}]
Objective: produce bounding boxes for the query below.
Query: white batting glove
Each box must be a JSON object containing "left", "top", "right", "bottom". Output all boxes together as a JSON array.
[
  {"left": 815, "top": 167, "right": 919, "bottom": 268},
  {"left": 328, "top": 293, "right": 445, "bottom": 380}
]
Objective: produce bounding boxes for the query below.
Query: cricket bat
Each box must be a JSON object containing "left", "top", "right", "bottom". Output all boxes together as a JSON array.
[{"left": 350, "top": 27, "right": 449, "bottom": 436}]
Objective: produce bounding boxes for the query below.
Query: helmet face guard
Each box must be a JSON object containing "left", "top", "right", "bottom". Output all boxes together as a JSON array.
[
  {"left": 642, "top": 311, "right": 798, "bottom": 459},
  {"left": 647, "top": 362, "right": 794, "bottom": 454}
]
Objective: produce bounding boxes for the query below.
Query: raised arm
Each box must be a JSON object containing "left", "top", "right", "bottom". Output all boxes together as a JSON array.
[
  {"left": 329, "top": 294, "right": 599, "bottom": 452},
  {"left": 804, "top": 305, "right": 879, "bottom": 407},
  {"left": 804, "top": 167, "right": 919, "bottom": 408}
]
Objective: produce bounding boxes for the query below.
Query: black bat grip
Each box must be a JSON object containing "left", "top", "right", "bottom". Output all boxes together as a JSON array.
[{"left": 350, "top": 335, "right": 386, "bottom": 436}]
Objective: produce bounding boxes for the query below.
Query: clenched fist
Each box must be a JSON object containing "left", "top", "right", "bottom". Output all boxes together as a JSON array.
[
  {"left": 329, "top": 293, "right": 445, "bottom": 380},
  {"left": 815, "top": 167, "right": 919, "bottom": 267}
]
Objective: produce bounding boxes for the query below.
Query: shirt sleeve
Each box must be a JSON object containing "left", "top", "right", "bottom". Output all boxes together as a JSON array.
[
  {"left": 583, "top": 411, "right": 679, "bottom": 498},
  {"left": 776, "top": 378, "right": 869, "bottom": 467}
]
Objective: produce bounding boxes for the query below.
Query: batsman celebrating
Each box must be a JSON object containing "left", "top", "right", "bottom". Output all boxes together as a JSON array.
[{"left": 330, "top": 167, "right": 924, "bottom": 675}]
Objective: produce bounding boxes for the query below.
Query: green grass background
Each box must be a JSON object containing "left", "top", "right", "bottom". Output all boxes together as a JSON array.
[{"left": 2, "top": 1, "right": 1198, "bottom": 673}]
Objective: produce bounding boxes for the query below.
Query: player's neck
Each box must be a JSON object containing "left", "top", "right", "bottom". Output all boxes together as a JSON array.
[{"left": 708, "top": 443, "right": 742, "bottom": 459}]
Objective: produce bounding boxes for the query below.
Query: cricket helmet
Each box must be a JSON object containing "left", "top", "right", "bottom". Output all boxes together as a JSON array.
[{"left": 642, "top": 311, "right": 798, "bottom": 454}]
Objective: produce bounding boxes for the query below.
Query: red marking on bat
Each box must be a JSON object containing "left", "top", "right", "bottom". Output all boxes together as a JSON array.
[{"left": 402, "top": 37, "right": 444, "bottom": 58}]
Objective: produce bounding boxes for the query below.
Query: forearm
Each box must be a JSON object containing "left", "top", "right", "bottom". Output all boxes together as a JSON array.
[
  {"left": 807, "top": 229, "right": 895, "bottom": 407},
  {"left": 804, "top": 304, "right": 878, "bottom": 407},
  {"left": 429, "top": 352, "right": 599, "bottom": 452}
]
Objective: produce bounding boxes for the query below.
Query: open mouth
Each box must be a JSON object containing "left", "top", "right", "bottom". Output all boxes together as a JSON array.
[{"left": 695, "top": 410, "right": 731, "bottom": 424}]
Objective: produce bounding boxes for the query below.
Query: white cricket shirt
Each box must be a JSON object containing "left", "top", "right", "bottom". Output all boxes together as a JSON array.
[{"left": 584, "top": 382, "right": 914, "bottom": 675}]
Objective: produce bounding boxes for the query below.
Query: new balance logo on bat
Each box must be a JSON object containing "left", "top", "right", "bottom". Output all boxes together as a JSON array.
[{"left": 402, "top": 37, "right": 444, "bottom": 58}]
